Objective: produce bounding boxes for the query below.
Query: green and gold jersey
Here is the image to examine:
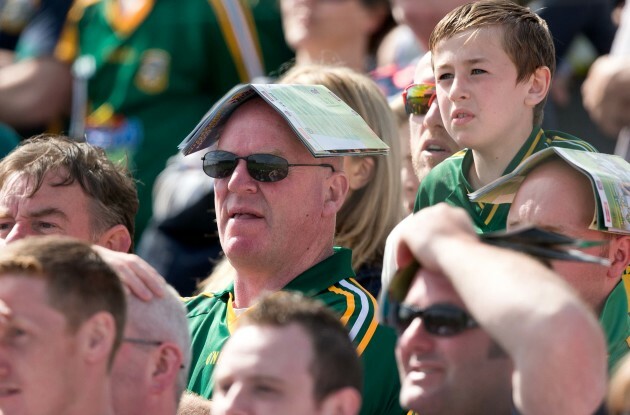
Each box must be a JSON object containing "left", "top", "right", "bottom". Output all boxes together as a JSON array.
[
  {"left": 413, "top": 127, "right": 598, "bottom": 233},
  {"left": 56, "top": 0, "right": 293, "bottom": 237},
  {"left": 186, "top": 248, "right": 404, "bottom": 415},
  {"left": 600, "top": 271, "right": 630, "bottom": 373}
]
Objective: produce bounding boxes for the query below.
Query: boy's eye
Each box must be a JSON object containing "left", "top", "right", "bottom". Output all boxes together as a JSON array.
[
  {"left": 471, "top": 68, "right": 486, "bottom": 75},
  {"left": 437, "top": 73, "right": 454, "bottom": 81}
]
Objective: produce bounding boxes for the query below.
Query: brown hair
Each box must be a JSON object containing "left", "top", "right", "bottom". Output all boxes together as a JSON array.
[
  {"left": 0, "top": 235, "right": 126, "bottom": 367},
  {"left": 280, "top": 65, "right": 404, "bottom": 271},
  {"left": 238, "top": 291, "right": 363, "bottom": 403},
  {"left": 0, "top": 135, "right": 138, "bottom": 251},
  {"left": 429, "top": 0, "right": 555, "bottom": 126}
]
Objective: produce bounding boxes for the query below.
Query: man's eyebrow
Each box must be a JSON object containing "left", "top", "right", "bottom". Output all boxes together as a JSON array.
[{"left": 28, "top": 207, "right": 69, "bottom": 220}]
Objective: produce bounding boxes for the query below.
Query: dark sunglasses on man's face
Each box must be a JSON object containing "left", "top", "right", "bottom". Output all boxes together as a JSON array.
[
  {"left": 391, "top": 302, "right": 478, "bottom": 336},
  {"left": 403, "top": 83, "right": 437, "bottom": 116},
  {"left": 202, "top": 150, "right": 335, "bottom": 183}
]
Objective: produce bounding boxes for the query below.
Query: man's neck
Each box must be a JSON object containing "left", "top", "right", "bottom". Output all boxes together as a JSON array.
[{"left": 231, "top": 246, "right": 334, "bottom": 309}]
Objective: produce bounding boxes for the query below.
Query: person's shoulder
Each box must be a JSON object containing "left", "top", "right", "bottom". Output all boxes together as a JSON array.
[
  {"left": 184, "top": 292, "right": 226, "bottom": 317},
  {"left": 417, "top": 150, "right": 467, "bottom": 198},
  {"left": 545, "top": 130, "right": 598, "bottom": 152}
]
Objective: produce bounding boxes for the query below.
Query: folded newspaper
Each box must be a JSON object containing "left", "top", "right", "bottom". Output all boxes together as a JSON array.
[
  {"left": 469, "top": 147, "right": 630, "bottom": 234},
  {"left": 178, "top": 83, "right": 389, "bottom": 157}
]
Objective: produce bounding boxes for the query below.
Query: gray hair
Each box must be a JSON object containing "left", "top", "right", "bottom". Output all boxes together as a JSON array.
[{"left": 126, "top": 285, "right": 191, "bottom": 401}]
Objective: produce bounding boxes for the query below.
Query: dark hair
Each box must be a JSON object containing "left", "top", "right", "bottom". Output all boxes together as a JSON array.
[
  {"left": 0, "top": 235, "right": 127, "bottom": 368},
  {"left": 429, "top": 0, "right": 555, "bottom": 126},
  {"left": 0, "top": 135, "right": 138, "bottom": 251},
  {"left": 239, "top": 291, "right": 363, "bottom": 402}
]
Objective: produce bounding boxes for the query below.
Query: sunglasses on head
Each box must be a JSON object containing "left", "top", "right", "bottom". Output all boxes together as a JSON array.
[
  {"left": 202, "top": 150, "right": 335, "bottom": 183},
  {"left": 403, "top": 83, "right": 437, "bottom": 116},
  {"left": 390, "top": 302, "right": 478, "bottom": 336}
]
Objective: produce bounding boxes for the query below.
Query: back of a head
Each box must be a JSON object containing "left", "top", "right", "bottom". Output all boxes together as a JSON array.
[
  {"left": 238, "top": 291, "right": 363, "bottom": 403},
  {"left": 126, "top": 285, "right": 192, "bottom": 399},
  {"left": 0, "top": 235, "right": 127, "bottom": 364},
  {"left": 279, "top": 65, "right": 404, "bottom": 269},
  {"left": 429, "top": 0, "right": 555, "bottom": 125},
  {"left": 0, "top": 135, "right": 139, "bottom": 249}
]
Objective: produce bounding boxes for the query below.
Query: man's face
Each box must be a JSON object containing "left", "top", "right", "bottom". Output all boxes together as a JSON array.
[
  {"left": 507, "top": 162, "right": 612, "bottom": 311},
  {"left": 391, "top": 0, "right": 470, "bottom": 46},
  {"left": 281, "top": 0, "right": 381, "bottom": 54},
  {"left": 410, "top": 52, "right": 460, "bottom": 184},
  {"left": 214, "top": 100, "right": 336, "bottom": 272},
  {"left": 0, "top": 171, "right": 95, "bottom": 245},
  {"left": 213, "top": 323, "right": 323, "bottom": 415},
  {"left": 0, "top": 276, "right": 82, "bottom": 415},
  {"left": 396, "top": 269, "right": 512, "bottom": 414}
]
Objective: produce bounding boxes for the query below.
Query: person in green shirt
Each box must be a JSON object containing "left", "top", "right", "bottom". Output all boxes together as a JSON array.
[
  {"left": 55, "top": 0, "right": 293, "bottom": 240},
  {"left": 506, "top": 158, "right": 630, "bottom": 373},
  {"left": 183, "top": 93, "right": 403, "bottom": 415},
  {"left": 412, "top": 0, "right": 597, "bottom": 233}
]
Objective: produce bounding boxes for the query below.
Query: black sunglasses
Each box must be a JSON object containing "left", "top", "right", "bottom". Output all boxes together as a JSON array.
[
  {"left": 390, "top": 302, "right": 478, "bottom": 336},
  {"left": 202, "top": 150, "right": 335, "bottom": 183}
]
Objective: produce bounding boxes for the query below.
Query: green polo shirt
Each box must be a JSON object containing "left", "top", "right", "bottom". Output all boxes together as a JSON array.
[
  {"left": 414, "top": 127, "right": 598, "bottom": 233},
  {"left": 600, "top": 273, "right": 630, "bottom": 373},
  {"left": 186, "top": 247, "right": 404, "bottom": 415}
]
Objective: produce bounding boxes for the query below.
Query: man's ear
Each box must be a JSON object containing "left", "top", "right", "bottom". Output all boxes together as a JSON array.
[
  {"left": 323, "top": 171, "right": 349, "bottom": 218},
  {"left": 524, "top": 66, "right": 551, "bottom": 107},
  {"left": 346, "top": 157, "right": 376, "bottom": 191},
  {"left": 149, "top": 343, "right": 184, "bottom": 394},
  {"left": 78, "top": 311, "right": 117, "bottom": 366},
  {"left": 319, "top": 387, "right": 362, "bottom": 415},
  {"left": 607, "top": 235, "right": 630, "bottom": 281},
  {"left": 96, "top": 224, "right": 132, "bottom": 253}
]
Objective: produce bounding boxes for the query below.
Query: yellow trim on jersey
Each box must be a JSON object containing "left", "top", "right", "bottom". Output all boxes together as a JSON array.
[
  {"left": 622, "top": 270, "right": 630, "bottom": 313},
  {"left": 549, "top": 135, "right": 598, "bottom": 152},
  {"left": 328, "top": 285, "right": 355, "bottom": 326},
  {"left": 522, "top": 128, "right": 544, "bottom": 160},
  {"left": 106, "top": 0, "right": 155, "bottom": 37},
  {"left": 208, "top": 0, "right": 248, "bottom": 82},
  {"left": 349, "top": 278, "right": 380, "bottom": 356},
  {"left": 483, "top": 203, "right": 500, "bottom": 226},
  {"left": 226, "top": 293, "right": 238, "bottom": 334}
]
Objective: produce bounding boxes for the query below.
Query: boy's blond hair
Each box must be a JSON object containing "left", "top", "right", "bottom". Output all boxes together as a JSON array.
[{"left": 429, "top": 0, "right": 555, "bottom": 126}]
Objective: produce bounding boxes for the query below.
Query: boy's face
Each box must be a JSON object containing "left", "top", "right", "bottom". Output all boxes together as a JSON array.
[{"left": 432, "top": 27, "right": 535, "bottom": 154}]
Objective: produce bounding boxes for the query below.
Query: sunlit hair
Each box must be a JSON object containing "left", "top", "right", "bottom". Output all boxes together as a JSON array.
[
  {"left": 237, "top": 291, "right": 363, "bottom": 403},
  {"left": 0, "top": 135, "right": 138, "bottom": 252},
  {"left": 280, "top": 65, "right": 404, "bottom": 271},
  {"left": 429, "top": 0, "right": 555, "bottom": 126},
  {"left": 0, "top": 236, "right": 126, "bottom": 368},
  {"left": 126, "top": 285, "right": 191, "bottom": 401}
]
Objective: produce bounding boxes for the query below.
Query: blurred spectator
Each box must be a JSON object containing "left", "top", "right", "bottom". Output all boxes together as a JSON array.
[
  {"left": 0, "top": 0, "right": 72, "bottom": 135},
  {"left": 389, "top": 95, "right": 418, "bottom": 214},
  {"left": 280, "top": 0, "right": 394, "bottom": 72},
  {"left": 54, "top": 0, "right": 294, "bottom": 241}
]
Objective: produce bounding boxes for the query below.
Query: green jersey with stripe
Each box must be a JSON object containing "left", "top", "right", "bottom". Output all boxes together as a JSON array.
[
  {"left": 186, "top": 247, "right": 404, "bottom": 415},
  {"left": 56, "top": 0, "right": 293, "bottom": 237},
  {"left": 413, "top": 127, "right": 598, "bottom": 233},
  {"left": 600, "top": 272, "right": 630, "bottom": 373}
]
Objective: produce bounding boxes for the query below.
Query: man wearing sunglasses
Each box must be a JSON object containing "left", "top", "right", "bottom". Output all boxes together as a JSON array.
[
  {"left": 387, "top": 203, "right": 607, "bottom": 415},
  {"left": 183, "top": 95, "right": 403, "bottom": 415}
]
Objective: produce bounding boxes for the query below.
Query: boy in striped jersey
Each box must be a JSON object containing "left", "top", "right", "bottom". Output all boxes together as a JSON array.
[
  {"left": 183, "top": 96, "right": 403, "bottom": 415},
  {"left": 412, "top": 0, "right": 597, "bottom": 232}
]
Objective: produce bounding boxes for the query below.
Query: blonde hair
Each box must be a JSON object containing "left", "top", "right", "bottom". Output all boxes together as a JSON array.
[{"left": 279, "top": 65, "right": 403, "bottom": 270}]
